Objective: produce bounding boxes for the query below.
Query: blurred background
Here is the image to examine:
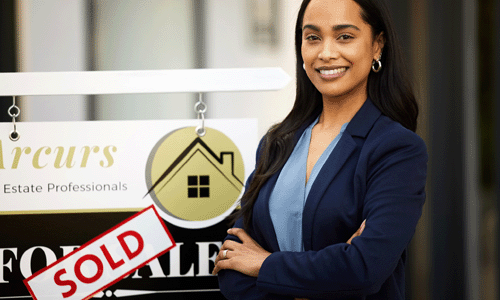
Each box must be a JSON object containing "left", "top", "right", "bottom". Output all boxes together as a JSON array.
[{"left": 0, "top": 0, "right": 499, "bottom": 299}]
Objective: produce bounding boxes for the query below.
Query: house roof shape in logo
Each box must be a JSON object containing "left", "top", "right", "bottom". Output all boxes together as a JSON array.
[
  {"left": 147, "top": 129, "right": 245, "bottom": 223},
  {"left": 150, "top": 137, "right": 243, "bottom": 194}
]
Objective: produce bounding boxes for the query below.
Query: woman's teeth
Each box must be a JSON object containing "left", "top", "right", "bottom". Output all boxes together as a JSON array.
[{"left": 319, "top": 67, "right": 347, "bottom": 75}]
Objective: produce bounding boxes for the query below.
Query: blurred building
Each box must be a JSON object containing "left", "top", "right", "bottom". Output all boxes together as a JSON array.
[{"left": 1, "top": 0, "right": 499, "bottom": 299}]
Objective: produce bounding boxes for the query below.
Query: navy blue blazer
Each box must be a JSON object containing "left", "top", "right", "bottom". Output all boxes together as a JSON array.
[{"left": 218, "top": 99, "right": 428, "bottom": 300}]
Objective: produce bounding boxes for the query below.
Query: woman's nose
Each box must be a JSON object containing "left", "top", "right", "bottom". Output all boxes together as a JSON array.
[{"left": 318, "top": 40, "right": 340, "bottom": 61}]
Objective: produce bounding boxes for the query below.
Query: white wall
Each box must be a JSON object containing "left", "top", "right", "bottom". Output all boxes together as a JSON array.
[
  {"left": 93, "top": 0, "right": 195, "bottom": 120},
  {"left": 17, "top": 0, "right": 88, "bottom": 121},
  {"left": 204, "top": 0, "right": 302, "bottom": 137}
]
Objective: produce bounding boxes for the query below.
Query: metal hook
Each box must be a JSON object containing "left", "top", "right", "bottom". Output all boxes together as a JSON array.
[
  {"left": 196, "top": 113, "right": 206, "bottom": 137},
  {"left": 194, "top": 93, "right": 206, "bottom": 137},
  {"left": 8, "top": 96, "right": 20, "bottom": 141}
]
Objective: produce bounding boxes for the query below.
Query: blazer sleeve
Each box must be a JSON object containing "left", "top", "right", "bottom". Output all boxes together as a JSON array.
[
  {"left": 218, "top": 138, "right": 293, "bottom": 300},
  {"left": 218, "top": 216, "right": 292, "bottom": 300},
  {"left": 255, "top": 130, "right": 428, "bottom": 299}
]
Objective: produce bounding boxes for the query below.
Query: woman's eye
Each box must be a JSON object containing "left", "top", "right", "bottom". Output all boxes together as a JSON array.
[
  {"left": 305, "top": 35, "right": 320, "bottom": 41},
  {"left": 338, "top": 34, "right": 353, "bottom": 41}
]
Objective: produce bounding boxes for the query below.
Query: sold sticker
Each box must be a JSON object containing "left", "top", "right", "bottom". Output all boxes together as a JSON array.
[{"left": 24, "top": 205, "right": 175, "bottom": 300}]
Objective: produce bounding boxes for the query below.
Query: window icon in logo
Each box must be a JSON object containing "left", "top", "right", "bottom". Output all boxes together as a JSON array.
[{"left": 188, "top": 175, "right": 210, "bottom": 198}]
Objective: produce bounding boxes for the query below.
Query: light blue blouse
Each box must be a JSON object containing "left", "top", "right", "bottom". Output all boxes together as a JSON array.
[{"left": 269, "top": 118, "right": 348, "bottom": 252}]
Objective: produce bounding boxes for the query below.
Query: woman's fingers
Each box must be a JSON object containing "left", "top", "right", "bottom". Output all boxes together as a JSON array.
[
  {"left": 221, "top": 239, "right": 238, "bottom": 251},
  {"left": 212, "top": 256, "right": 228, "bottom": 275},
  {"left": 214, "top": 240, "right": 238, "bottom": 264},
  {"left": 227, "top": 227, "right": 253, "bottom": 244},
  {"left": 213, "top": 228, "right": 271, "bottom": 277},
  {"left": 360, "top": 219, "right": 366, "bottom": 233},
  {"left": 346, "top": 234, "right": 356, "bottom": 244},
  {"left": 213, "top": 229, "right": 250, "bottom": 266},
  {"left": 347, "top": 220, "right": 366, "bottom": 244},
  {"left": 212, "top": 248, "right": 240, "bottom": 275},
  {"left": 216, "top": 249, "right": 230, "bottom": 262}
]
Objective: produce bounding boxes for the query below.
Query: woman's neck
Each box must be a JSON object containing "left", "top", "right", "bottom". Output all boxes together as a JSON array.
[{"left": 317, "top": 93, "right": 367, "bottom": 130}]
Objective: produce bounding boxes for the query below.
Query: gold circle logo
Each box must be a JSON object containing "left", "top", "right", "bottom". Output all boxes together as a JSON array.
[{"left": 146, "top": 127, "right": 244, "bottom": 228}]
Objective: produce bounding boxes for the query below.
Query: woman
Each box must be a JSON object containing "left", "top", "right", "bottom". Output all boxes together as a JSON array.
[{"left": 212, "top": 0, "right": 427, "bottom": 299}]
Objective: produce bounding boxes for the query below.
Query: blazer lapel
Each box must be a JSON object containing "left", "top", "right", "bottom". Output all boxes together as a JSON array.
[
  {"left": 302, "top": 134, "right": 357, "bottom": 250},
  {"left": 301, "top": 99, "right": 382, "bottom": 250}
]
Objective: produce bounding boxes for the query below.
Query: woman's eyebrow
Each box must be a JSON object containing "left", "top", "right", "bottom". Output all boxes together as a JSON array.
[
  {"left": 302, "top": 24, "right": 320, "bottom": 32},
  {"left": 333, "top": 24, "right": 361, "bottom": 31},
  {"left": 302, "top": 24, "right": 361, "bottom": 32}
]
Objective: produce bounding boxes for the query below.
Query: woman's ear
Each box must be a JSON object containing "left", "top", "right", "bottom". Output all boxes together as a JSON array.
[{"left": 373, "top": 32, "right": 386, "bottom": 60}]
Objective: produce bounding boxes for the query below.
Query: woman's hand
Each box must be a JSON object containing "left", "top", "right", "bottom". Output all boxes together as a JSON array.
[
  {"left": 347, "top": 220, "right": 366, "bottom": 244},
  {"left": 212, "top": 228, "right": 271, "bottom": 277}
]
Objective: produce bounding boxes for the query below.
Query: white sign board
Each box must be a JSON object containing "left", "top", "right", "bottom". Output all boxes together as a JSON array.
[{"left": 0, "top": 119, "right": 257, "bottom": 215}]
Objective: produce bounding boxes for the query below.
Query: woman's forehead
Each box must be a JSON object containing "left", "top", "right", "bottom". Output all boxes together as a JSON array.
[{"left": 303, "top": 0, "right": 365, "bottom": 28}]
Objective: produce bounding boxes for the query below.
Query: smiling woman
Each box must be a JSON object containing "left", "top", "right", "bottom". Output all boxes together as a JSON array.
[
  {"left": 301, "top": 0, "right": 383, "bottom": 106},
  {"left": 214, "top": 0, "right": 426, "bottom": 299}
]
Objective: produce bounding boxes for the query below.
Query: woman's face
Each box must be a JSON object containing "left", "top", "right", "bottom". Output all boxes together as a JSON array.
[{"left": 301, "top": 0, "right": 383, "bottom": 101}]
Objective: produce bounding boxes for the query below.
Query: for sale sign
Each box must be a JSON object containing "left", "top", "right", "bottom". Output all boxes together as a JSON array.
[
  {"left": 24, "top": 205, "right": 175, "bottom": 300},
  {"left": 0, "top": 119, "right": 256, "bottom": 299}
]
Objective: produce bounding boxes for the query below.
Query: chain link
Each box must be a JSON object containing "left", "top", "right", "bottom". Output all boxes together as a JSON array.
[
  {"left": 194, "top": 93, "right": 206, "bottom": 137},
  {"left": 8, "top": 96, "right": 20, "bottom": 141}
]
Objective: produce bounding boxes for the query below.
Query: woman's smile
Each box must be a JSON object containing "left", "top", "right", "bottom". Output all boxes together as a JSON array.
[{"left": 316, "top": 66, "right": 349, "bottom": 80}]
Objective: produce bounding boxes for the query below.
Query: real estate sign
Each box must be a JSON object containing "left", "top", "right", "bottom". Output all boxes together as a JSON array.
[{"left": 0, "top": 119, "right": 257, "bottom": 299}]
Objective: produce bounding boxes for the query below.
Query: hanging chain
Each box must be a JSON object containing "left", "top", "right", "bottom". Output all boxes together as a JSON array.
[
  {"left": 8, "top": 96, "right": 20, "bottom": 141},
  {"left": 194, "top": 93, "right": 207, "bottom": 137}
]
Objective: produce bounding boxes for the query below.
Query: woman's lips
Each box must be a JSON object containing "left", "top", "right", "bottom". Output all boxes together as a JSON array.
[{"left": 317, "top": 67, "right": 348, "bottom": 79}]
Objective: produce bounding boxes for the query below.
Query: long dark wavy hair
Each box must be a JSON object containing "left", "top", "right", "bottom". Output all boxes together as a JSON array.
[{"left": 234, "top": 0, "right": 418, "bottom": 232}]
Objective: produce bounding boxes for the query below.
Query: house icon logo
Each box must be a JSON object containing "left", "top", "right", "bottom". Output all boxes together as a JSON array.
[{"left": 146, "top": 127, "right": 245, "bottom": 229}]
